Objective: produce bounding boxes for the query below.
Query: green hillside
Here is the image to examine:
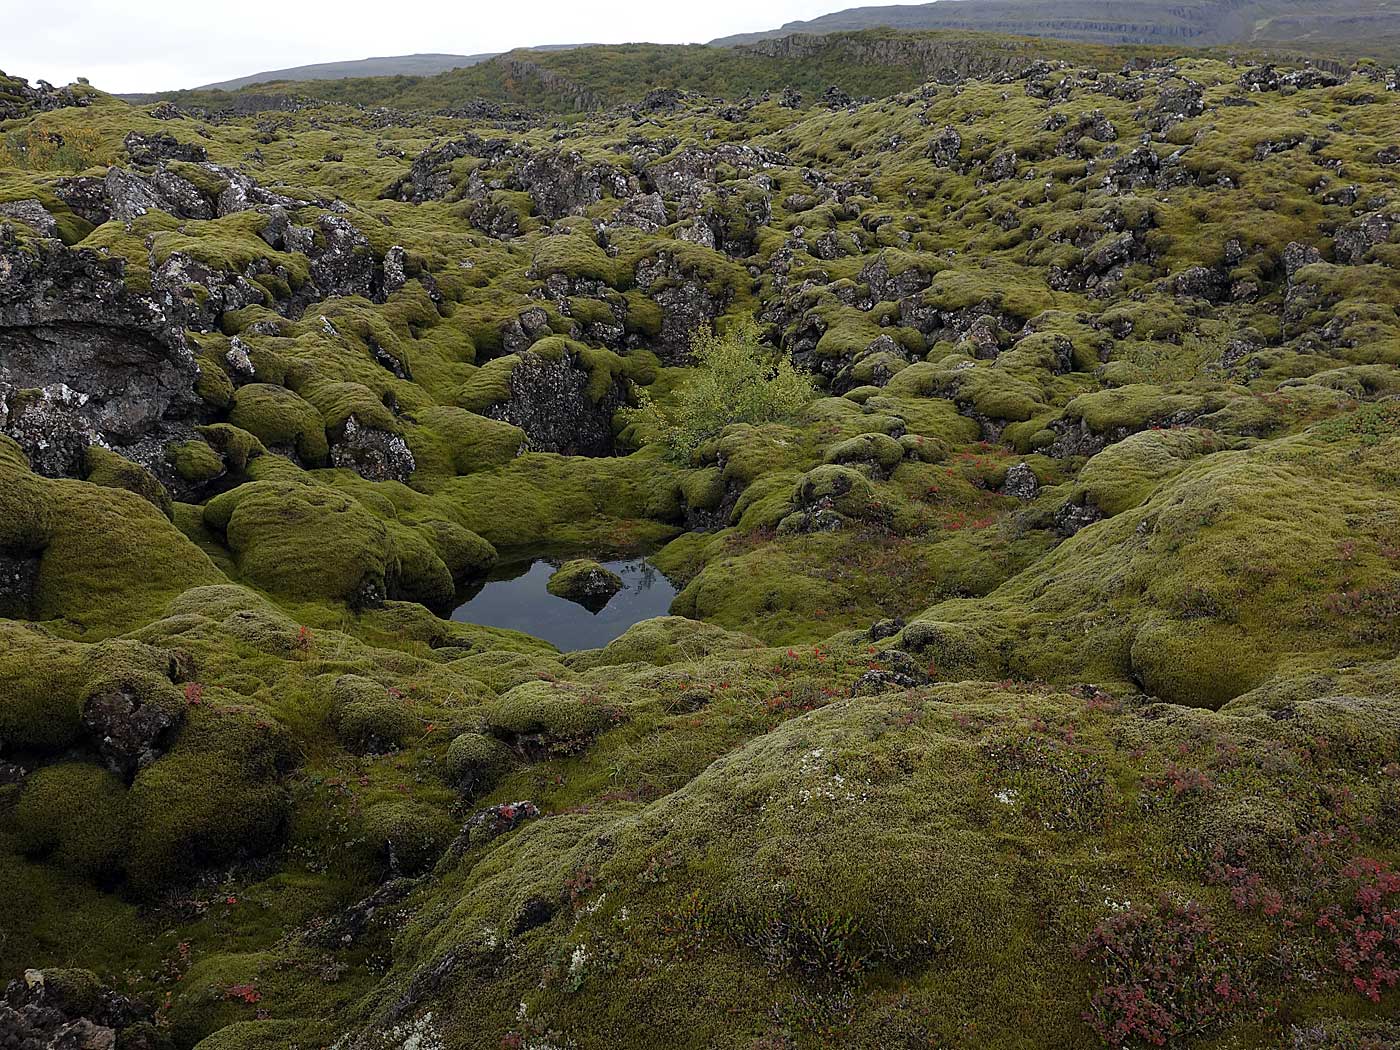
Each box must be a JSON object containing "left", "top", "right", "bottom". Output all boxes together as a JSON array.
[{"left": 133, "top": 32, "right": 1185, "bottom": 114}]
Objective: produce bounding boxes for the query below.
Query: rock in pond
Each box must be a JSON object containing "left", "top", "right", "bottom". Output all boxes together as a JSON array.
[{"left": 545, "top": 559, "right": 624, "bottom": 611}]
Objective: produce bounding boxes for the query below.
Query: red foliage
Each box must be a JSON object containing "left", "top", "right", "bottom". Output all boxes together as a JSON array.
[
  {"left": 1077, "top": 900, "right": 1254, "bottom": 1047},
  {"left": 224, "top": 983, "right": 261, "bottom": 1005},
  {"left": 1144, "top": 762, "right": 1214, "bottom": 798},
  {"left": 1315, "top": 858, "right": 1400, "bottom": 1002}
]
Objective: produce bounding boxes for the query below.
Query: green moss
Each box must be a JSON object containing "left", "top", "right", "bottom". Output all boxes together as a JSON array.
[
  {"left": 1129, "top": 616, "right": 1271, "bottom": 710},
  {"left": 410, "top": 406, "right": 524, "bottom": 476},
  {"left": 13, "top": 763, "right": 128, "bottom": 877},
  {"left": 546, "top": 559, "right": 623, "bottom": 607},
  {"left": 126, "top": 704, "right": 295, "bottom": 893},
  {"left": 228, "top": 384, "right": 329, "bottom": 465},
  {"left": 8, "top": 47, "right": 1400, "bottom": 1050},
  {"left": 30, "top": 473, "right": 223, "bottom": 634},
  {"left": 418, "top": 519, "right": 497, "bottom": 581},
  {"left": 199, "top": 424, "right": 268, "bottom": 472},
  {"left": 330, "top": 673, "right": 417, "bottom": 754},
  {"left": 1076, "top": 427, "right": 1234, "bottom": 516},
  {"left": 823, "top": 432, "right": 906, "bottom": 473},
  {"left": 443, "top": 732, "right": 514, "bottom": 795},
  {"left": 192, "top": 1020, "right": 319, "bottom": 1050},
  {"left": 359, "top": 798, "right": 455, "bottom": 877},
  {"left": 484, "top": 680, "right": 621, "bottom": 753},
  {"left": 566, "top": 615, "right": 757, "bottom": 670},
  {"left": 167, "top": 439, "right": 228, "bottom": 485},
  {"left": 204, "top": 481, "right": 395, "bottom": 605},
  {"left": 82, "top": 446, "right": 173, "bottom": 518},
  {"left": 531, "top": 232, "right": 624, "bottom": 285}
]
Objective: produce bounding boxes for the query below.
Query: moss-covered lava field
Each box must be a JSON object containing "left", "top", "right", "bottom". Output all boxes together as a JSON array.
[{"left": 1, "top": 36, "right": 1399, "bottom": 1050}]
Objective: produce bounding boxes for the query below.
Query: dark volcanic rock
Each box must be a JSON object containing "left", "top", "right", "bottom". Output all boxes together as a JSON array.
[
  {"left": 546, "top": 559, "right": 623, "bottom": 611},
  {"left": 122, "top": 130, "right": 207, "bottom": 165},
  {"left": 310, "top": 878, "right": 417, "bottom": 949},
  {"left": 55, "top": 159, "right": 304, "bottom": 228},
  {"left": 152, "top": 250, "right": 270, "bottom": 329},
  {"left": 1054, "top": 499, "right": 1105, "bottom": 537},
  {"left": 0, "top": 232, "right": 200, "bottom": 477},
  {"left": 0, "top": 551, "right": 39, "bottom": 619},
  {"left": 634, "top": 251, "right": 727, "bottom": 361},
  {"left": 1002, "top": 461, "right": 1041, "bottom": 501},
  {"left": 329, "top": 415, "right": 416, "bottom": 482},
  {"left": 927, "top": 125, "right": 962, "bottom": 168},
  {"left": 488, "top": 349, "right": 628, "bottom": 456},
  {"left": 1333, "top": 210, "right": 1395, "bottom": 264},
  {"left": 81, "top": 679, "right": 179, "bottom": 779},
  {"left": 308, "top": 213, "right": 378, "bottom": 301},
  {"left": 514, "top": 149, "right": 636, "bottom": 220},
  {"left": 454, "top": 800, "right": 541, "bottom": 850},
  {"left": 1168, "top": 265, "right": 1230, "bottom": 302},
  {"left": 0, "top": 74, "right": 91, "bottom": 121},
  {"left": 382, "top": 135, "right": 494, "bottom": 202},
  {"left": 0, "top": 199, "right": 59, "bottom": 238},
  {"left": 0, "top": 969, "right": 154, "bottom": 1050}
]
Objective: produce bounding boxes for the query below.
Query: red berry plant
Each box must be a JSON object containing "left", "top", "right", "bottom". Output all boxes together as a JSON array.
[
  {"left": 1315, "top": 858, "right": 1400, "bottom": 1003},
  {"left": 1076, "top": 899, "right": 1255, "bottom": 1047}
]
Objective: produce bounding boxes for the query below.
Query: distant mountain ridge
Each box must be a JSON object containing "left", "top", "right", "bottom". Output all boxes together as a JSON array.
[
  {"left": 139, "top": 1, "right": 1400, "bottom": 101},
  {"left": 189, "top": 44, "right": 587, "bottom": 93},
  {"left": 194, "top": 54, "right": 495, "bottom": 91},
  {"left": 122, "top": 32, "right": 1179, "bottom": 114},
  {"left": 709, "top": 0, "right": 1400, "bottom": 52}
]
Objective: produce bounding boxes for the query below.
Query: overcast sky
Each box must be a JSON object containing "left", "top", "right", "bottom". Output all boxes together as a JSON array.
[{"left": 3, "top": 1, "right": 845, "bottom": 94}]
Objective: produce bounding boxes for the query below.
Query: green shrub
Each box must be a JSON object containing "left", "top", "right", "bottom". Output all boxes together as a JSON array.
[{"left": 632, "top": 318, "right": 816, "bottom": 462}]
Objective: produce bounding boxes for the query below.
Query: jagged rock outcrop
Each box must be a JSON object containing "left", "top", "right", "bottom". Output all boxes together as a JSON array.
[
  {"left": 487, "top": 350, "right": 628, "bottom": 455},
  {"left": 330, "top": 415, "right": 416, "bottom": 482},
  {"left": 0, "top": 230, "right": 201, "bottom": 477},
  {"left": 634, "top": 252, "right": 728, "bottom": 361},
  {"left": 0, "top": 72, "right": 91, "bottom": 120},
  {"left": 81, "top": 680, "right": 180, "bottom": 780},
  {"left": 381, "top": 134, "right": 505, "bottom": 203}
]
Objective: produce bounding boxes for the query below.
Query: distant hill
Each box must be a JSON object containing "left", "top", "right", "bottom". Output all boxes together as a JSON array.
[
  {"left": 709, "top": 0, "right": 1400, "bottom": 54},
  {"left": 138, "top": 44, "right": 590, "bottom": 97},
  {"left": 124, "top": 2, "right": 1400, "bottom": 108},
  {"left": 121, "top": 31, "right": 1182, "bottom": 114},
  {"left": 194, "top": 53, "right": 496, "bottom": 91}
]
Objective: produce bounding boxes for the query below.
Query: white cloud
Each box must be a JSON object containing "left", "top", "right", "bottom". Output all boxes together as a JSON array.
[{"left": 0, "top": 0, "right": 843, "bottom": 93}]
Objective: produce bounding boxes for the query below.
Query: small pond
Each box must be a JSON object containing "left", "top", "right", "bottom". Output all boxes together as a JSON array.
[{"left": 449, "top": 557, "right": 678, "bottom": 651}]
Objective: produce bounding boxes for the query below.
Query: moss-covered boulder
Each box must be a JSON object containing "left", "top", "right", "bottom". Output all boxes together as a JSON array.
[
  {"left": 546, "top": 558, "right": 623, "bottom": 611},
  {"left": 484, "top": 680, "right": 622, "bottom": 757},
  {"left": 442, "top": 731, "right": 514, "bottom": 795},
  {"left": 204, "top": 481, "right": 397, "bottom": 606},
  {"left": 82, "top": 446, "right": 173, "bottom": 518},
  {"left": 330, "top": 674, "right": 416, "bottom": 755},
  {"left": 227, "top": 384, "right": 329, "bottom": 466}
]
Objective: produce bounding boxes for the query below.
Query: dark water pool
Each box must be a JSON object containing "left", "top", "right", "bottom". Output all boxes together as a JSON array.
[{"left": 449, "top": 557, "right": 678, "bottom": 651}]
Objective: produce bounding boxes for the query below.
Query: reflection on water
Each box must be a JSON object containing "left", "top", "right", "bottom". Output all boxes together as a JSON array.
[{"left": 449, "top": 557, "right": 678, "bottom": 651}]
